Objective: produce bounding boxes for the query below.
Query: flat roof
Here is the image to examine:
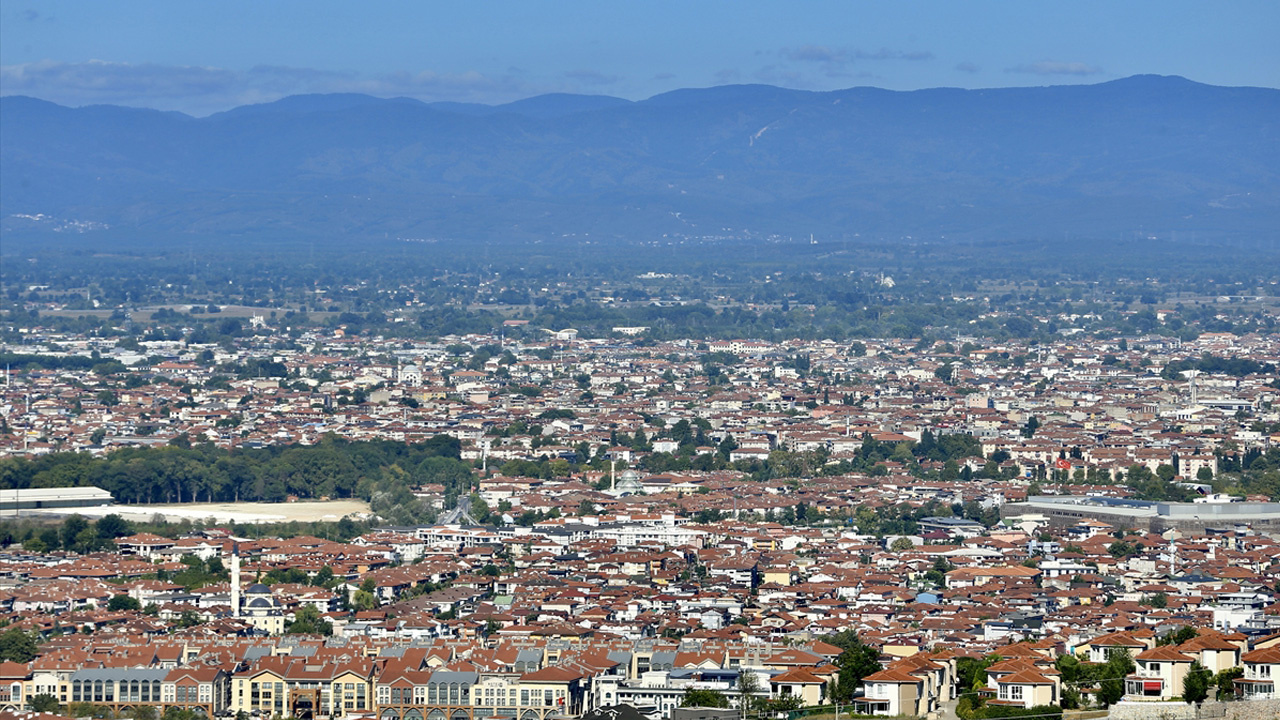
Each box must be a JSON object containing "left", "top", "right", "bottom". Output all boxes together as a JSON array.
[
  {"left": 1015, "top": 496, "right": 1280, "bottom": 520},
  {"left": 0, "top": 487, "right": 114, "bottom": 501}
]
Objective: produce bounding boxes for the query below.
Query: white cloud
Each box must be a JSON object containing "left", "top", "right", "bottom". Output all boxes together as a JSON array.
[
  {"left": 563, "top": 69, "right": 620, "bottom": 86},
  {"left": 780, "top": 45, "right": 934, "bottom": 66},
  {"left": 1006, "top": 61, "right": 1102, "bottom": 76}
]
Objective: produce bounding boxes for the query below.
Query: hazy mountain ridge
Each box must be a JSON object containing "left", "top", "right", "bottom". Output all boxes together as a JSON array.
[{"left": 2, "top": 75, "right": 1277, "bottom": 245}]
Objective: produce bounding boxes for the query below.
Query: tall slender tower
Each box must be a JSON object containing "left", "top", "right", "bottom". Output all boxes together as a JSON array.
[{"left": 230, "top": 542, "right": 242, "bottom": 618}]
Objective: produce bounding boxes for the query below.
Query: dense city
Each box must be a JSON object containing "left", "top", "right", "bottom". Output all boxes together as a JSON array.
[{"left": 0, "top": 299, "right": 1278, "bottom": 720}]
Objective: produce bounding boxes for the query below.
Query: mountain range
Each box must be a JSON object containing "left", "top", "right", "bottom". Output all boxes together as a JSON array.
[{"left": 2, "top": 75, "right": 1277, "bottom": 247}]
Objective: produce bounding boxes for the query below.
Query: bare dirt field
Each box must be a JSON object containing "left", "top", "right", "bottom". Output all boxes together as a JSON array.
[{"left": 28, "top": 499, "right": 371, "bottom": 525}]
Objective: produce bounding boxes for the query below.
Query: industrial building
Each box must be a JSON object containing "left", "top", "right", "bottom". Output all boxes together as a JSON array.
[
  {"left": 0, "top": 486, "right": 115, "bottom": 513},
  {"left": 1001, "top": 495, "right": 1280, "bottom": 535}
]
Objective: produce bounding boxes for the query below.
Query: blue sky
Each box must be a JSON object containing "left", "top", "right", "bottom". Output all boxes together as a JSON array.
[{"left": 2, "top": 0, "right": 1277, "bottom": 116}]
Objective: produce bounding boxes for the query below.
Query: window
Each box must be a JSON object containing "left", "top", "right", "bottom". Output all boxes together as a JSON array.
[{"left": 998, "top": 684, "right": 1025, "bottom": 701}]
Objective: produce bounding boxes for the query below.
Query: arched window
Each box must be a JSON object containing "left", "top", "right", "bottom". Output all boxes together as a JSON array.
[{"left": 449, "top": 683, "right": 459, "bottom": 706}]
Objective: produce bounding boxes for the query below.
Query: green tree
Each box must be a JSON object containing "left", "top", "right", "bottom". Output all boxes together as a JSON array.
[
  {"left": 1060, "top": 686, "right": 1082, "bottom": 710},
  {"left": 680, "top": 688, "right": 729, "bottom": 708},
  {"left": 0, "top": 625, "right": 38, "bottom": 661},
  {"left": 0, "top": 627, "right": 38, "bottom": 663},
  {"left": 959, "top": 655, "right": 1001, "bottom": 693},
  {"left": 176, "top": 609, "right": 202, "bottom": 628},
  {"left": 106, "top": 594, "right": 141, "bottom": 612},
  {"left": 313, "top": 565, "right": 336, "bottom": 588},
  {"left": 1142, "top": 592, "right": 1169, "bottom": 609},
  {"left": 95, "top": 514, "right": 131, "bottom": 540},
  {"left": 27, "top": 694, "right": 61, "bottom": 713},
  {"left": 286, "top": 604, "right": 333, "bottom": 635},
  {"left": 353, "top": 590, "right": 378, "bottom": 611},
  {"left": 162, "top": 707, "right": 201, "bottom": 720},
  {"left": 61, "top": 515, "right": 90, "bottom": 551},
  {"left": 827, "top": 630, "right": 882, "bottom": 703},
  {"left": 1157, "top": 626, "right": 1197, "bottom": 646},
  {"left": 1021, "top": 416, "right": 1040, "bottom": 438},
  {"left": 1098, "top": 650, "right": 1134, "bottom": 707},
  {"left": 1214, "top": 667, "right": 1243, "bottom": 701},
  {"left": 738, "top": 670, "right": 764, "bottom": 715},
  {"left": 890, "top": 536, "right": 915, "bottom": 552},
  {"left": 1184, "top": 661, "right": 1211, "bottom": 705}
]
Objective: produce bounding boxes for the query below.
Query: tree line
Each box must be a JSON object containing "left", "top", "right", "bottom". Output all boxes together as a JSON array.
[{"left": 0, "top": 434, "right": 471, "bottom": 525}]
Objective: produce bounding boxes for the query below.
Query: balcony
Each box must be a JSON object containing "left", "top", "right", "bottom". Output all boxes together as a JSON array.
[
  {"left": 1124, "top": 676, "right": 1165, "bottom": 700},
  {"left": 1233, "top": 678, "right": 1275, "bottom": 700}
]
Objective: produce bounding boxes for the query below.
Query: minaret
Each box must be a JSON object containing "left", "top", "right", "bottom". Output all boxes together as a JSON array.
[
  {"left": 610, "top": 460, "right": 616, "bottom": 492},
  {"left": 230, "top": 542, "right": 242, "bottom": 618}
]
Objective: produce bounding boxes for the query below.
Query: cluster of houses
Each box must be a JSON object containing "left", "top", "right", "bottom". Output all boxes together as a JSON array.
[
  {"left": 1, "top": 623, "right": 1280, "bottom": 720},
  {"left": 2, "top": 326, "right": 1276, "bottom": 484},
  {"left": 1, "top": 303, "right": 1279, "bottom": 719},
  {"left": 0, "top": 498, "right": 1279, "bottom": 718}
]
